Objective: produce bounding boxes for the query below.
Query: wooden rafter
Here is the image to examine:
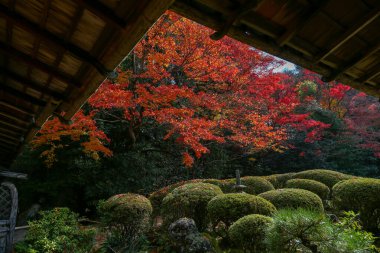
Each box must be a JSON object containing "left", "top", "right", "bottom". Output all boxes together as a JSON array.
[
  {"left": 0, "top": 41, "right": 81, "bottom": 87},
  {"left": 0, "top": 126, "right": 23, "bottom": 136},
  {"left": 0, "top": 111, "right": 29, "bottom": 124},
  {"left": 0, "top": 132, "right": 19, "bottom": 142},
  {"left": 315, "top": 8, "right": 380, "bottom": 63},
  {"left": 0, "top": 84, "right": 47, "bottom": 106},
  {"left": 277, "top": 0, "right": 329, "bottom": 47},
  {"left": 78, "top": 0, "right": 127, "bottom": 29},
  {"left": 0, "top": 121, "right": 28, "bottom": 132},
  {"left": 0, "top": 3, "right": 110, "bottom": 76},
  {"left": 323, "top": 41, "right": 380, "bottom": 82},
  {"left": 0, "top": 68, "right": 64, "bottom": 100},
  {"left": 0, "top": 137, "right": 19, "bottom": 146},
  {"left": 0, "top": 101, "right": 34, "bottom": 116},
  {"left": 358, "top": 62, "right": 380, "bottom": 83}
]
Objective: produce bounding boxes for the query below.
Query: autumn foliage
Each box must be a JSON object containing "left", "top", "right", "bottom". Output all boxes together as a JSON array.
[{"left": 31, "top": 12, "right": 378, "bottom": 168}]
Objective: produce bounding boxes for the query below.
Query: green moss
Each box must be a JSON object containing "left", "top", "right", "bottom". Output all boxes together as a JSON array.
[
  {"left": 293, "top": 169, "right": 352, "bottom": 188},
  {"left": 262, "top": 173, "right": 296, "bottom": 189},
  {"left": 258, "top": 188, "right": 324, "bottom": 212},
  {"left": 286, "top": 179, "right": 330, "bottom": 200},
  {"left": 332, "top": 178, "right": 380, "bottom": 232},
  {"left": 207, "top": 193, "right": 276, "bottom": 227},
  {"left": 161, "top": 183, "right": 223, "bottom": 230},
  {"left": 228, "top": 214, "right": 273, "bottom": 252}
]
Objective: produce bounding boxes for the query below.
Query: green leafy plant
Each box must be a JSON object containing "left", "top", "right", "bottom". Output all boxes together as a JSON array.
[
  {"left": 292, "top": 169, "right": 352, "bottom": 188},
  {"left": 265, "top": 208, "right": 378, "bottom": 253},
  {"left": 21, "top": 207, "right": 94, "bottom": 253}
]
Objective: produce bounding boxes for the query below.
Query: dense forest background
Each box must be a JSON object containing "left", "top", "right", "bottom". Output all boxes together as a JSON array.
[{"left": 11, "top": 12, "right": 379, "bottom": 214}]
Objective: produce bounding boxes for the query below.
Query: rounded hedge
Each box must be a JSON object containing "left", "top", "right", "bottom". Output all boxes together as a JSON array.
[
  {"left": 292, "top": 169, "right": 352, "bottom": 188},
  {"left": 241, "top": 176, "right": 275, "bottom": 194},
  {"left": 149, "top": 179, "right": 223, "bottom": 215},
  {"left": 332, "top": 178, "right": 380, "bottom": 231},
  {"left": 262, "top": 173, "right": 295, "bottom": 189},
  {"left": 285, "top": 179, "right": 330, "bottom": 200},
  {"left": 98, "top": 193, "right": 152, "bottom": 234},
  {"left": 258, "top": 188, "right": 324, "bottom": 212},
  {"left": 228, "top": 214, "right": 273, "bottom": 252},
  {"left": 161, "top": 183, "right": 223, "bottom": 230},
  {"left": 207, "top": 193, "right": 276, "bottom": 227}
]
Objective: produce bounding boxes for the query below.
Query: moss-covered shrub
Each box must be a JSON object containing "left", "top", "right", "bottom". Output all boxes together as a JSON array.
[
  {"left": 161, "top": 183, "right": 223, "bottom": 230},
  {"left": 262, "top": 173, "right": 295, "bottom": 189},
  {"left": 207, "top": 193, "right": 276, "bottom": 227},
  {"left": 286, "top": 179, "right": 330, "bottom": 200},
  {"left": 332, "top": 178, "right": 380, "bottom": 231},
  {"left": 149, "top": 179, "right": 223, "bottom": 215},
  {"left": 228, "top": 214, "right": 273, "bottom": 252},
  {"left": 258, "top": 188, "right": 324, "bottom": 212},
  {"left": 293, "top": 169, "right": 352, "bottom": 188},
  {"left": 240, "top": 176, "right": 275, "bottom": 194},
  {"left": 98, "top": 193, "right": 152, "bottom": 238}
]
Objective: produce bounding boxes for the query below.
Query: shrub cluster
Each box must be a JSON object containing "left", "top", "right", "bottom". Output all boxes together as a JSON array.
[
  {"left": 228, "top": 214, "right": 273, "bottom": 252},
  {"left": 98, "top": 193, "right": 152, "bottom": 242},
  {"left": 161, "top": 183, "right": 223, "bottom": 230},
  {"left": 293, "top": 169, "right": 352, "bottom": 188},
  {"left": 240, "top": 176, "right": 275, "bottom": 194},
  {"left": 262, "top": 173, "right": 295, "bottom": 189},
  {"left": 258, "top": 188, "right": 324, "bottom": 212},
  {"left": 285, "top": 178, "right": 330, "bottom": 200},
  {"left": 207, "top": 193, "right": 276, "bottom": 227},
  {"left": 332, "top": 178, "right": 380, "bottom": 232}
]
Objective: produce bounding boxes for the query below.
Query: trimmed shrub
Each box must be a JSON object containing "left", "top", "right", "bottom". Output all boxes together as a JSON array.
[
  {"left": 262, "top": 173, "right": 295, "bottom": 189},
  {"left": 293, "top": 169, "right": 352, "bottom": 188},
  {"left": 241, "top": 176, "right": 275, "bottom": 194},
  {"left": 98, "top": 193, "right": 152, "bottom": 238},
  {"left": 149, "top": 179, "right": 223, "bottom": 215},
  {"left": 228, "top": 214, "right": 273, "bottom": 252},
  {"left": 258, "top": 188, "right": 324, "bottom": 212},
  {"left": 218, "top": 179, "right": 236, "bottom": 193},
  {"left": 332, "top": 178, "right": 380, "bottom": 231},
  {"left": 207, "top": 193, "right": 276, "bottom": 227},
  {"left": 285, "top": 179, "right": 330, "bottom": 200},
  {"left": 161, "top": 183, "right": 223, "bottom": 230}
]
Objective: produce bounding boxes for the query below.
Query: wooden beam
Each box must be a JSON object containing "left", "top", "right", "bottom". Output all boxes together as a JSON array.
[
  {"left": 0, "top": 126, "right": 23, "bottom": 136},
  {"left": 171, "top": 1, "right": 380, "bottom": 98},
  {"left": 0, "top": 137, "right": 18, "bottom": 146},
  {"left": 0, "top": 111, "right": 29, "bottom": 124},
  {"left": 0, "top": 84, "right": 47, "bottom": 106},
  {"left": 323, "top": 41, "right": 380, "bottom": 82},
  {"left": 0, "top": 132, "right": 19, "bottom": 142},
  {"left": 357, "top": 62, "right": 380, "bottom": 83},
  {"left": 0, "top": 3, "right": 110, "bottom": 75},
  {"left": 78, "top": 0, "right": 127, "bottom": 29},
  {"left": 0, "top": 101, "right": 35, "bottom": 116},
  {"left": 315, "top": 8, "right": 380, "bottom": 63},
  {"left": 0, "top": 121, "right": 27, "bottom": 132},
  {"left": 277, "top": 0, "right": 329, "bottom": 46},
  {"left": 0, "top": 42, "right": 81, "bottom": 87},
  {"left": 0, "top": 68, "right": 65, "bottom": 100}
]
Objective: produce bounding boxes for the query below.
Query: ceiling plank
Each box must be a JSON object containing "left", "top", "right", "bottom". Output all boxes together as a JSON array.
[
  {"left": 315, "top": 8, "right": 380, "bottom": 63},
  {"left": 0, "top": 84, "right": 47, "bottom": 106},
  {"left": 0, "top": 101, "right": 35, "bottom": 115}
]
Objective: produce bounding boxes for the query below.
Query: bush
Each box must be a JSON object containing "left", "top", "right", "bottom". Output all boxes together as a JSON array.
[
  {"left": 149, "top": 179, "right": 223, "bottom": 215},
  {"left": 293, "top": 169, "right": 352, "bottom": 188},
  {"left": 285, "top": 179, "right": 330, "bottom": 200},
  {"left": 262, "top": 173, "right": 295, "bottom": 189},
  {"left": 161, "top": 183, "right": 223, "bottom": 230},
  {"left": 207, "top": 193, "right": 276, "bottom": 227},
  {"left": 332, "top": 178, "right": 380, "bottom": 232},
  {"left": 265, "top": 209, "right": 377, "bottom": 253},
  {"left": 228, "top": 214, "right": 273, "bottom": 252},
  {"left": 98, "top": 193, "right": 152, "bottom": 251},
  {"left": 22, "top": 208, "right": 94, "bottom": 253},
  {"left": 258, "top": 188, "right": 324, "bottom": 212},
  {"left": 241, "top": 176, "right": 275, "bottom": 194}
]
